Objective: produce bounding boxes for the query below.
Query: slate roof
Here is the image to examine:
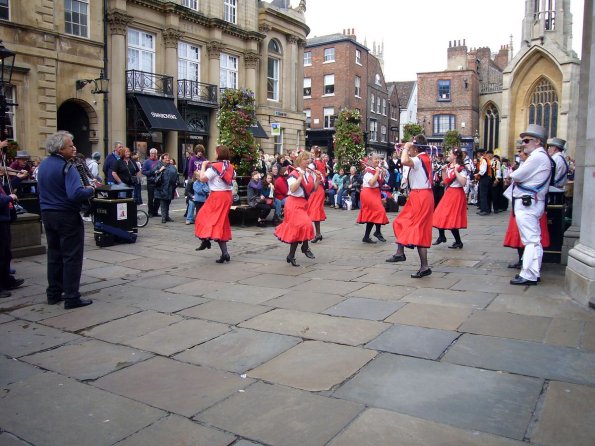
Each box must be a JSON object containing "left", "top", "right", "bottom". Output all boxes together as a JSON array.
[{"left": 392, "top": 81, "right": 416, "bottom": 109}]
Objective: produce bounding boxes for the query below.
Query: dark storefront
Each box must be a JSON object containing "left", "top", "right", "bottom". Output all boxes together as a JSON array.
[{"left": 306, "top": 128, "right": 335, "bottom": 157}]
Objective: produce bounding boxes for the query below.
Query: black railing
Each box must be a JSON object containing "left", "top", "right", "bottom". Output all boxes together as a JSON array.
[
  {"left": 126, "top": 70, "right": 174, "bottom": 97},
  {"left": 177, "top": 79, "right": 218, "bottom": 105}
]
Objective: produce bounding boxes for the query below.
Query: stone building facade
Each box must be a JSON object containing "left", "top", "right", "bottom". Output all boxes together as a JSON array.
[{"left": 0, "top": 0, "right": 308, "bottom": 162}]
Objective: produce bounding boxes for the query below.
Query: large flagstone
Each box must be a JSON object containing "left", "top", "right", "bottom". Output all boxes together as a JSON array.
[
  {"left": 323, "top": 297, "right": 404, "bottom": 321},
  {"left": 39, "top": 301, "right": 140, "bottom": 332},
  {"left": 197, "top": 381, "right": 363, "bottom": 446},
  {"left": 0, "top": 320, "right": 81, "bottom": 357},
  {"left": 333, "top": 353, "right": 543, "bottom": 440},
  {"left": 0, "top": 355, "right": 43, "bottom": 387},
  {"left": 400, "top": 288, "right": 496, "bottom": 309},
  {"left": 385, "top": 303, "right": 473, "bottom": 330},
  {"left": 178, "top": 300, "right": 271, "bottom": 324},
  {"left": 263, "top": 290, "right": 345, "bottom": 313},
  {"left": 458, "top": 310, "right": 552, "bottom": 342}
]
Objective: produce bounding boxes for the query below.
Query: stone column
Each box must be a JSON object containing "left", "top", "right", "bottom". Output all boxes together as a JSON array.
[
  {"left": 565, "top": 0, "right": 595, "bottom": 308},
  {"left": 286, "top": 35, "right": 299, "bottom": 112},
  {"left": 163, "top": 28, "right": 183, "bottom": 157},
  {"left": 107, "top": 10, "right": 132, "bottom": 148},
  {"left": 244, "top": 51, "right": 259, "bottom": 94},
  {"left": 206, "top": 41, "right": 224, "bottom": 158}
]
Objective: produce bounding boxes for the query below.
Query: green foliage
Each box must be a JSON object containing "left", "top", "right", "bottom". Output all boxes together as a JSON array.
[
  {"left": 403, "top": 123, "right": 423, "bottom": 142},
  {"left": 216, "top": 88, "right": 259, "bottom": 176},
  {"left": 333, "top": 109, "right": 365, "bottom": 171},
  {"left": 442, "top": 130, "right": 461, "bottom": 152}
]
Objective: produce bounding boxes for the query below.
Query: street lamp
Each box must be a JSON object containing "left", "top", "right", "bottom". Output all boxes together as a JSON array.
[
  {"left": 473, "top": 130, "right": 480, "bottom": 152},
  {"left": 0, "top": 40, "right": 16, "bottom": 141},
  {"left": 76, "top": 69, "right": 110, "bottom": 94}
]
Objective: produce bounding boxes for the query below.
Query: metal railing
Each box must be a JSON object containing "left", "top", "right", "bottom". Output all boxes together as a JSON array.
[
  {"left": 177, "top": 79, "right": 218, "bottom": 105},
  {"left": 480, "top": 83, "right": 503, "bottom": 94},
  {"left": 126, "top": 70, "right": 174, "bottom": 97}
]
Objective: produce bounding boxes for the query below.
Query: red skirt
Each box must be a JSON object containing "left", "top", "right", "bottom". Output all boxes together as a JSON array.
[
  {"left": 503, "top": 212, "right": 550, "bottom": 248},
  {"left": 195, "top": 190, "right": 232, "bottom": 242},
  {"left": 307, "top": 187, "right": 327, "bottom": 222},
  {"left": 392, "top": 189, "right": 434, "bottom": 248},
  {"left": 357, "top": 187, "right": 389, "bottom": 225},
  {"left": 275, "top": 196, "right": 315, "bottom": 243},
  {"left": 432, "top": 187, "right": 467, "bottom": 229}
]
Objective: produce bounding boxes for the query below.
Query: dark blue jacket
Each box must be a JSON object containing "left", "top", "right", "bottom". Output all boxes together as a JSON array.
[
  {"left": 0, "top": 184, "right": 13, "bottom": 223},
  {"left": 37, "top": 154, "right": 94, "bottom": 212}
]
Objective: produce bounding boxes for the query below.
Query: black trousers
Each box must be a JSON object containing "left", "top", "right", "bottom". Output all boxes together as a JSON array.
[
  {"left": 492, "top": 180, "right": 504, "bottom": 211},
  {"left": 146, "top": 182, "right": 160, "bottom": 216},
  {"left": 42, "top": 210, "right": 85, "bottom": 301},
  {"left": 254, "top": 202, "right": 273, "bottom": 220},
  {"left": 478, "top": 176, "right": 493, "bottom": 213},
  {"left": 0, "top": 222, "right": 11, "bottom": 290}
]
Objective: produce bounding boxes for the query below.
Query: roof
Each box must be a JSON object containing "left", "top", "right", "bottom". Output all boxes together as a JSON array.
[
  {"left": 391, "top": 81, "right": 416, "bottom": 108},
  {"left": 306, "top": 33, "right": 368, "bottom": 51}
]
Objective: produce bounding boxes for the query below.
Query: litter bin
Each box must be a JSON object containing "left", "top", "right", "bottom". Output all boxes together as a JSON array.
[
  {"left": 15, "top": 180, "right": 40, "bottom": 216},
  {"left": 542, "top": 201, "right": 565, "bottom": 264},
  {"left": 92, "top": 185, "right": 137, "bottom": 247}
]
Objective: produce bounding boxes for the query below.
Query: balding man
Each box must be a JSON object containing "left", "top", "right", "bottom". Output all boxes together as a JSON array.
[{"left": 142, "top": 148, "right": 161, "bottom": 217}]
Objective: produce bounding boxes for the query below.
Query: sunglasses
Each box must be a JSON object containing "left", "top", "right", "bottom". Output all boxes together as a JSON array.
[{"left": 521, "top": 138, "right": 534, "bottom": 144}]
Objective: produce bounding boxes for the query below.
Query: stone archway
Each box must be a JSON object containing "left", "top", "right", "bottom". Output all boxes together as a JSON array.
[{"left": 57, "top": 99, "right": 98, "bottom": 158}]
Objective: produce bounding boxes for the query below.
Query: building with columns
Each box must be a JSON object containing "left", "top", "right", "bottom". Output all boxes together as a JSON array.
[{"left": 0, "top": 0, "right": 308, "bottom": 163}]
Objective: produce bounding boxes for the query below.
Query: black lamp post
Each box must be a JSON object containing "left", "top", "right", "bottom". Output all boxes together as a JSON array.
[
  {"left": 76, "top": 69, "right": 110, "bottom": 94},
  {"left": 0, "top": 40, "right": 16, "bottom": 142}
]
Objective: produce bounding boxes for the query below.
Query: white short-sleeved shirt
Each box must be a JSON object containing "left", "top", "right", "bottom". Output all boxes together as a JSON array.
[
  {"left": 287, "top": 169, "right": 312, "bottom": 198},
  {"left": 206, "top": 167, "right": 233, "bottom": 191},
  {"left": 362, "top": 170, "right": 379, "bottom": 189},
  {"left": 408, "top": 156, "right": 432, "bottom": 190},
  {"left": 445, "top": 166, "right": 468, "bottom": 188}
]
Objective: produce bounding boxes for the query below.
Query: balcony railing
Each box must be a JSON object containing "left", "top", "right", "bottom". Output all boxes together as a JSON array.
[
  {"left": 126, "top": 70, "right": 174, "bottom": 97},
  {"left": 480, "top": 83, "right": 503, "bottom": 95},
  {"left": 177, "top": 79, "right": 218, "bottom": 105}
]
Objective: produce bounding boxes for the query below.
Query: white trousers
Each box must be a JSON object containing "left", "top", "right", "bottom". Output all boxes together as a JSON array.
[{"left": 514, "top": 199, "right": 546, "bottom": 281}]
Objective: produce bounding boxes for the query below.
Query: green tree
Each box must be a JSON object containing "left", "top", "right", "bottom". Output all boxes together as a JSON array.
[
  {"left": 334, "top": 109, "right": 365, "bottom": 171},
  {"left": 403, "top": 123, "right": 423, "bottom": 142},
  {"left": 442, "top": 129, "right": 461, "bottom": 152},
  {"left": 216, "top": 88, "right": 259, "bottom": 176}
]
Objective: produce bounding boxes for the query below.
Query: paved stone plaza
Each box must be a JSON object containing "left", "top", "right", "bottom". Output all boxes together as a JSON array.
[{"left": 1, "top": 202, "right": 595, "bottom": 446}]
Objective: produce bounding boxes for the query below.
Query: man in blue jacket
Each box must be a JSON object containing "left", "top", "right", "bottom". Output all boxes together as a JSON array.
[{"left": 37, "top": 131, "right": 95, "bottom": 309}]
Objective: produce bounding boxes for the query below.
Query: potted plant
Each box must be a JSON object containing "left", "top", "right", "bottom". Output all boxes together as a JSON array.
[{"left": 334, "top": 108, "right": 365, "bottom": 171}]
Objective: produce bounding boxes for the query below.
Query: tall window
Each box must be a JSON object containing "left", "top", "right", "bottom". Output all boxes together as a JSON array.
[
  {"left": 369, "top": 120, "right": 378, "bottom": 141},
  {"left": 355, "top": 76, "right": 361, "bottom": 97},
  {"left": 370, "top": 94, "right": 375, "bottom": 113},
  {"left": 182, "top": 0, "right": 198, "bottom": 10},
  {"left": 381, "top": 125, "right": 387, "bottom": 142},
  {"left": 323, "top": 74, "right": 334, "bottom": 95},
  {"left": 382, "top": 99, "right": 387, "bottom": 116},
  {"left": 274, "top": 129, "right": 284, "bottom": 154},
  {"left": 178, "top": 42, "right": 200, "bottom": 81},
  {"left": 437, "top": 80, "right": 451, "bottom": 101},
  {"left": 128, "top": 28, "right": 155, "bottom": 72},
  {"left": 375, "top": 74, "right": 381, "bottom": 86},
  {"left": 304, "top": 109, "right": 311, "bottom": 129},
  {"left": 220, "top": 53, "right": 238, "bottom": 89},
  {"left": 323, "top": 107, "right": 334, "bottom": 128},
  {"left": 304, "top": 51, "right": 312, "bottom": 66},
  {"left": 433, "top": 114, "right": 455, "bottom": 134},
  {"left": 267, "top": 40, "right": 281, "bottom": 101},
  {"left": 376, "top": 97, "right": 381, "bottom": 114},
  {"left": 482, "top": 103, "right": 500, "bottom": 150},
  {"left": 324, "top": 48, "right": 335, "bottom": 62},
  {"left": 0, "top": 0, "right": 9, "bottom": 20},
  {"left": 303, "top": 78, "right": 311, "bottom": 97},
  {"left": 355, "top": 49, "right": 361, "bottom": 65},
  {"left": 224, "top": 0, "right": 236, "bottom": 24},
  {"left": 528, "top": 77, "right": 558, "bottom": 138},
  {"left": 65, "top": 0, "right": 89, "bottom": 38}
]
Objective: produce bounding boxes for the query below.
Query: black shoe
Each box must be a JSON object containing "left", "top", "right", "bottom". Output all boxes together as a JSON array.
[
  {"left": 6, "top": 278, "right": 24, "bottom": 290},
  {"left": 311, "top": 234, "right": 323, "bottom": 243},
  {"left": 373, "top": 232, "right": 386, "bottom": 242},
  {"left": 257, "top": 220, "right": 266, "bottom": 227},
  {"left": 47, "top": 296, "right": 64, "bottom": 305},
  {"left": 386, "top": 254, "right": 406, "bottom": 262},
  {"left": 448, "top": 242, "right": 464, "bottom": 249},
  {"left": 162, "top": 217, "right": 167, "bottom": 224},
  {"left": 286, "top": 256, "right": 299, "bottom": 267},
  {"left": 215, "top": 253, "right": 231, "bottom": 263},
  {"left": 196, "top": 239, "right": 212, "bottom": 251},
  {"left": 362, "top": 237, "right": 377, "bottom": 244},
  {"left": 510, "top": 276, "right": 537, "bottom": 286},
  {"left": 166, "top": 217, "right": 174, "bottom": 222},
  {"left": 493, "top": 210, "right": 501, "bottom": 214},
  {"left": 0, "top": 290, "right": 11, "bottom": 298},
  {"left": 508, "top": 261, "right": 522, "bottom": 269},
  {"left": 301, "top": 246, "right": 315, "bottom": 259},
  {"left": 432, "top": 236, "right": 447, "bottom": 245},
  {"left": 64, "top": 298, "right": 93, "bottom": 309},
  {"left": 411, "top": 268, "right": 432, "bottom": 278},
  {"left": 477, "top": 211, "right": 490, "bottom": 216}
]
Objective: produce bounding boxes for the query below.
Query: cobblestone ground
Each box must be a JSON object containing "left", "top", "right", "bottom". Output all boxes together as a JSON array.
[{"left": 1, "top": 199, "right": 595, "bottom": 446}]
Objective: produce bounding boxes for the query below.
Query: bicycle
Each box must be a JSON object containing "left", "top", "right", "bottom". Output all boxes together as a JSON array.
[{"left": 136, "top": 208, "right": 149, "bottom": 228}]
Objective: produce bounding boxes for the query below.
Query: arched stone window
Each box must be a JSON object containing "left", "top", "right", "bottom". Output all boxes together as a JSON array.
[
  {"left": 528, "top": 78, "right": 558, "bottom": 138},
  {"left": 482, "top": 103, "right": 499, "bottom": 150}
]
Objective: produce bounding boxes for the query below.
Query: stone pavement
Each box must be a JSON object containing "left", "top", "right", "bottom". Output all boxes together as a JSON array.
[{"left": 1, "top": 201, "right": 595, "bottom": 446}]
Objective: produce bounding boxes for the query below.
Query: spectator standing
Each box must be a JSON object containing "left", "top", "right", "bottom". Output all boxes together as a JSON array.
[
  {"left": 154, "top": 153, "right": 178, "bottom": 223},
  {"left": 86, "top": 152, "right": 102, "bottom": 182},
  {"left": 103, "top": 141, "right": 123, "bottom": 184},
  {"left": 187, "top": 144, "right": 206, "bottom": 181},
  {"left": 142, "top": 148, "right": 161, "bottom": 217}
]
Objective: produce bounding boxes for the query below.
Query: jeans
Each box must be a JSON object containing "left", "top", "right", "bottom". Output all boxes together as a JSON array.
[
  {"left": 42, "top": 210, "right": 85, "bottom": 302},
  {"left": 274, "top": 197, "right": 286, "bottom": 218},
  {"left": 336, "top": 187, "right": 344, "bottom": 208},
  {"left": 327, "top": 188, "right": 338, "bottom": 206},
  {"left": 186, "top": 200, "right": 196, "bottom": 223}
]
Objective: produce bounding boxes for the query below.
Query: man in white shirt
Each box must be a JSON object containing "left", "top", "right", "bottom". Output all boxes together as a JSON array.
[
  {"left": 547, "top": 137, "right": 568, "bottom": 205},
  {"left": 85, "top": 152, "right": 101, "bottom": 182},
  {"left": 509, "top": 124, "right": 552, "bottom": 285}
]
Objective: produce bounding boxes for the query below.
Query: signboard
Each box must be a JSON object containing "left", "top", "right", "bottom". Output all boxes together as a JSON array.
[
  {"left": 271, "top": 122, "right": 281, "bottom": 136},
  {"left": 117, "top": 203, "right": 128, "bottom": 221}
]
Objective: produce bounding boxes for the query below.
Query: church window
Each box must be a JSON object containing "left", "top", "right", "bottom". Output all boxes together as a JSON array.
[
  {"left": 528, "top": 78, "right": 558, "bottom": 138},
  {"left": 482, "top": 103, "right": 500, "bottom": 151}
]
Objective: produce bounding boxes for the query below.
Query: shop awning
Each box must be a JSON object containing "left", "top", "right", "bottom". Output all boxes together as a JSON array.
[
  {"left": 134, "top": 95, "right": 188, "bottom": 131},
  {"left": 248, "top": 120, "right": 269, "bottom": 139}
]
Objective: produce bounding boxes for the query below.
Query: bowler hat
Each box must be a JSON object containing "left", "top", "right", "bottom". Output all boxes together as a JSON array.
[
  {"left": 92, "top": 151, "right": 101, "bottom": 161},
  {"left": 15, "top": 150, "right": 30, "bottom": 159},
  {"left": 520, "top": 124, "right": 547, "bottom": 143},
  {"left": 547, "top": 137, "right": 566, "bottom": 150}
]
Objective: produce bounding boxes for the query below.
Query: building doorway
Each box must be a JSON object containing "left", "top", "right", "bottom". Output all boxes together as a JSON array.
[{"left": 57, "top": 100, "right": 91, "bottom": 157}]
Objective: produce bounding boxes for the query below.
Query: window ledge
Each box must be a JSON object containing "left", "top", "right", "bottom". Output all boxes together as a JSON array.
[
  {"left": 323, "top": 60, "right": 335, "bottom": 64},
  {"left": 321, "top": 93, "right": 335, "bottom": 97}
]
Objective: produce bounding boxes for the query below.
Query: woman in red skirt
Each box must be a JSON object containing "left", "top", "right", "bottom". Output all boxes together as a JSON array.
[
  {"left": 386, "top": 135, "right": 434, "bottom": 278},
  {"left": 275, "top": 151, "right": 319, "bottom": 266},
  {"left": 357, "top": 154, "right": 389, "bottom": 243},
  {"left": 432, "top": 148, "right": 468, "bottom": 249},
  {"left": 307, "top": 146, "right": 326, "bottom": 243},
  {"left": 194, "top": 146, "right": 235, "bottom": 263}
]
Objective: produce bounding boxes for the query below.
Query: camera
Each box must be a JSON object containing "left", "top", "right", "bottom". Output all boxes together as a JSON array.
[{"left": 521, "top": 195, "right": 533, "bottom": 207}]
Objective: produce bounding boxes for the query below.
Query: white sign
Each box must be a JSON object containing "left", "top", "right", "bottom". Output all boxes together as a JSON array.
[
  {"left": 117, "top": 203, "right": 128, "bottom": 221},
  {"left": 271, "top": 122, "right": 281, "bottom": 136}
]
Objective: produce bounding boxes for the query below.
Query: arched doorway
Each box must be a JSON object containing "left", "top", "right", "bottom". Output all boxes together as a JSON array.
[{"left": 57, "top": 100, "right": 91, "bottom": 157}]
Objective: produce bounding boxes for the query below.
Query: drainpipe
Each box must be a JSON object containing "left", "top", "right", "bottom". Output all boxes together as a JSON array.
[{"left": 103, "top": 0, "right": 109, "bottom": 158}]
